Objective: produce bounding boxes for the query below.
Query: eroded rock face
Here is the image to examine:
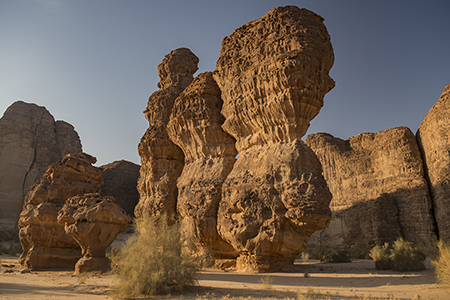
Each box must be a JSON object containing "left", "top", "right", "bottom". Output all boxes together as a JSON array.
[
  {"left": 417, "top": 84, "right": 450, "bottom": 241},
  {"left": 18, "top": 153, "right": 103, "bottom": 270},
  {"left": 213, "top": 6, "right": 334, "bottom": 271},
  {"left": 58, "top": 194, "right": 131, "bottom": 274},
  {"left": 167, "top": 72, "right": 237, "bottom": 259},
  {"left": 214, "top": 6, "right": 335, "bottom": 152},
  {"left": 306, "top": 127, "right": 436, "bottom": 249},
  {"left": 135, "top": 48, "right": 199, "bottom": 219},
  {"left": 218, "top": 141, "right": 331, "bottom": 271},
  {"left": 0, "top": 101, "right": 82, "bottom": 240},
  {"left": 101, "top": 160, "right": 140, "bottom": 216}
]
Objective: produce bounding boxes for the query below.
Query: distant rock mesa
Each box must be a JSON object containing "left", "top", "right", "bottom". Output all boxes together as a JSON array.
[{"left": 0, "top": 101, "right": 82, "bottom": 240}]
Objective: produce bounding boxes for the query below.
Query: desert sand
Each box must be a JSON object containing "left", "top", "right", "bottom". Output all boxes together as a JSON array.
[{"left": 0, "top": 254, "right": 448, "bottom": 300}]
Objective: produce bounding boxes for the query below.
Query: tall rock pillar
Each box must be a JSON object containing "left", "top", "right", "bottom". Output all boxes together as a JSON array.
[
  {"left": 135, "top": 48, "right": 199, "bottom": 219},
  {"left": 213, "top": 6, "right": 335, "bottom": 272}
]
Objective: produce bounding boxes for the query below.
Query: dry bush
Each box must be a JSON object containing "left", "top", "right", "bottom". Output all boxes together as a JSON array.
[
  {"left": 370, "top": 243, "right": 391, "bottom": 270},
  {"left": 433, "top": 240, "right": 450, "bottom": 287},
  {"left": 390, "top": 238, "right": 426, "bottom": 272},
  {"left": 110, "top": 214, "right": 200, "bottom": 298}
]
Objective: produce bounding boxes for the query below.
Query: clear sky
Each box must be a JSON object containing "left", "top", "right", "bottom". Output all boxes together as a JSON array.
[{"left": 1, "top": 0, "right": 449, "bottom": 166}]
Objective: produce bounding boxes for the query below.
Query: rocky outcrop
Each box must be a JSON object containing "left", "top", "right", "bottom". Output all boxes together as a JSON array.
[
  {"left": 167, "top": 72, "right": 237, "bottom": 259},
  {"left": 0, "top": 101, "right": 82, "bottom": 240},
  {"left": 18, "top": 153, "right": 103, "bottom": 270},
  {"left": 417, "top": 84, "right": 450, "bottom": 241},
  {"left": 306, "top": 127, "right": 436, "bottom": 249},
  {"left": 213, "top": 6, "right": 334, "bottom": 271},
  {"left": 58, "top": 194, "right": 131, "bottom": 274},
  {"left": 101, "top": 160, "right": 140, "bottom": 216},
  {"left": 135, "top": 48, "right": 199, "bottom": 219}
]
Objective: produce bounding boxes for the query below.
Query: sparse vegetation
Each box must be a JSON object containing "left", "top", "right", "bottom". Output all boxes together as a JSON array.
[
  {"left": 110, "top": 214, "right": 200, "bottom": 298},
  {"left": 433, "top": 240, "right": 450, "bottom": 287},
  {"left": 370, "top": 238, "right": 426, "bottom": 271},
  {"left": 259, "top": 275, "right": 274, "bottom": 290},
  {"left": 320, "top": 249, "right": 351, "bottom": 263}
]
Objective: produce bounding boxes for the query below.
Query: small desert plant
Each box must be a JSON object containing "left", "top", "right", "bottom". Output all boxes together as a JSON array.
[
  {"left": 259, "top": 275, "right": 274, "bottom": 290},
  {"left": 433, "top": 240, "right": 450, "bottom": 287},
  {"left": 370, "top": 243, "right": 392, "bottom": 270},
  {"left": 301, "top": 252, "right": 310, "bottom": 263},
  {"left": 390, "top": 238, "right": 426, "bottom": 272},
  {"left": 110, "top": 214, "right": 200, "bottom": 298}
]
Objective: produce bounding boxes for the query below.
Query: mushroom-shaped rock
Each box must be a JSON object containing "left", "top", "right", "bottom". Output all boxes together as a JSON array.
[
  {"left": 58, "top": 194, "right": 131, "bottom": 274},
  {"left": 18, "top": 153, "right": 103, "bottom": 270}
]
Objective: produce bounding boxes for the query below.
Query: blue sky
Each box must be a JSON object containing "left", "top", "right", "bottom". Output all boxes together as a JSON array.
[{"left": 1, "top": 0, "right": 449, "bottom": 166}]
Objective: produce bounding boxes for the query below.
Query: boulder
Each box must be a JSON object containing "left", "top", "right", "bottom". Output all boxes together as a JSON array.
[
  {"left": 101, "top": 160, "right": 140, "bottom": 216},
  {"left": 58, "top": 194, "right": 131, "bottom": 274},
  {"left": 417, "top": 84, "right": 450, "bottom": 241},
  {"left": 18, "top": 153, "right": 103, "bottom": 270},
  {"left": 0, "top": 101, "right": 82, "bottom": 240},
  {"left": 135, "top": 48, "right": 199, "bottom": 219},
  {"left": 167, "top": 72, "right": 237, "bottom": 259},
  {"left": 213, "top": 6, "right": 334, "bottom": 271},
  {"left": 306, "top": 127, "right": 436, "bottom": 249}
]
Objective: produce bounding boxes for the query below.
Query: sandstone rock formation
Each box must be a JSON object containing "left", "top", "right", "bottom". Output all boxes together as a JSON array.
[
  {"left": 101, "top": 160, "right": 140, "bottom": 216},
  {"left": 417, "top": 84, "right": 450, "bottom": 241},
  {"left": 306, "top": 127, "right": 436, "bottom": 249},
  {"left": 166, "top": 72, "right": 237, "bottom": 259},
  {"left": 18, "top": 153, "right": 103, "bottom": 270},
  {"left": 0, "top": 101, "right": 82, "bottom": 240},
  {"left": 135, "top": 48, "right": 199, "bottom": 219},
  {"left": 213, "top": 6, "right": 334, "bottom": 271},
  {"left": 58, "top": 194, "right": 131, "bottom": 274}
]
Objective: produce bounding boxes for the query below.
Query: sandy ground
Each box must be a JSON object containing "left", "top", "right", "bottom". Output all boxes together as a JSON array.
[{"left": 0, "top": 255, "right": 448, "bottom": 300}]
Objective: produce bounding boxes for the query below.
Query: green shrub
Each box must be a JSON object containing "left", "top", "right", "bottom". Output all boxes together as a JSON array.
[
  {"left": 433, "top": 240, "right": 450, "bottom": 287},
  {"left": 320, "top": 249, "right": 351, "bottom": 263},
  {"left": 370, "top": 238, "right": 426, "bottom": 271},
  {"left": 370, "top": 243, "right": 392, "bottom": 270},
  {"left": 110, "top": 214, "right": 200, "bottom": 298},
  {"left": 390, "top": 238, "right": 426, "bottom": 272}
]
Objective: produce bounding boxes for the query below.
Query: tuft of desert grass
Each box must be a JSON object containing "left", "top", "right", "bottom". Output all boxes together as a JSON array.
[
  {"left": 433, "top": 240, "right": 450, "bottom": 287},
  {"left": 259, "top": 275, "right": 274, "bottom": 290},
  {"left": 110, "top": 214, "right": 200, "bottom": 298}
]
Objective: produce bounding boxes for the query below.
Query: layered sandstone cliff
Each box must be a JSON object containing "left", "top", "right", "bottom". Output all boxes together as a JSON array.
[
  {"left": 306, "top": 127, "right": 436, "bottom": 248},
  {"left": 213, "top": 6, "right": 334, "bottom": 271},
  {"left": 18, "top": 153, "right": 103, "bottom": 270},
  {"left": 0, "top": 101, "right": 82, "bottom": 240},
  {"left": 135, "top": 48, "right": 199, "bottom": 219},
  {"left": 417, "top": 84, "right": 450, "bottom": 241},
  {"left": 167, "top": 72, "right": 237, "bottom": 259}
]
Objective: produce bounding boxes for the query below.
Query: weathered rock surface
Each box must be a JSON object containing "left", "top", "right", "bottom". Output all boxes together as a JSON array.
[
  {"left": 306, "top": 127, "right": 436, "bottom": 249},
  {"left": 213, "top": 6, "right": 334, "bottom": 271},
  {"left": 0, "top": 101, "right": 82, "bottom": 240},
  {"left": 417, "top": 84, "right": 450, "bottom": 241},
  {"left": 58, "top": 193, "right": 131, "bottom": 274},
  {"left": 101, "top": 160, "right": 140, "bottom": 216},
  {"left": 135, "top": 48, "right": 199, "bottom": 219},
  {"left": 167, "top": 72, "right": 237, "bottom": 259},
  {"left": 18, "top": 153, "right": 103, "bottom": 270}
]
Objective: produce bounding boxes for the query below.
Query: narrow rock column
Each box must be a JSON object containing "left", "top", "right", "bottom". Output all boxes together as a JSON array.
[
  {"left": 213, "top": 6, "right": 335, "bottom": 272},
  {"left": 135, "top": 48, "right": 199, "bottom": 219},
  {"left": 167, "top": 72, "right": 238, "bottom": 262}
]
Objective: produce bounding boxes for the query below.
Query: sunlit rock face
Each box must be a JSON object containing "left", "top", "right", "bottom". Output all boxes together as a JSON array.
[
  {"left": 213, "top": 6, "right": 334, "bottom": 272},
  {"left": 0, "top": 101, "right": 81, "bottom": 240},
  {"left": 18, "top": 153, "right": 103, "bottom": 270},
  {"left": 58, "top": 194, "right": 131, "bottom": 275},
  {"left": 167, "top": 72, "right": 238, "bottom": 260},
  {"left": 417, "top": 84, "right": 450, "bottom": 241},
  {"left": 306, "top": 128, "right": 436, "bottom": 249},
  {"left": 135, "top": 48, "right": 199, "bottom": 219}
]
